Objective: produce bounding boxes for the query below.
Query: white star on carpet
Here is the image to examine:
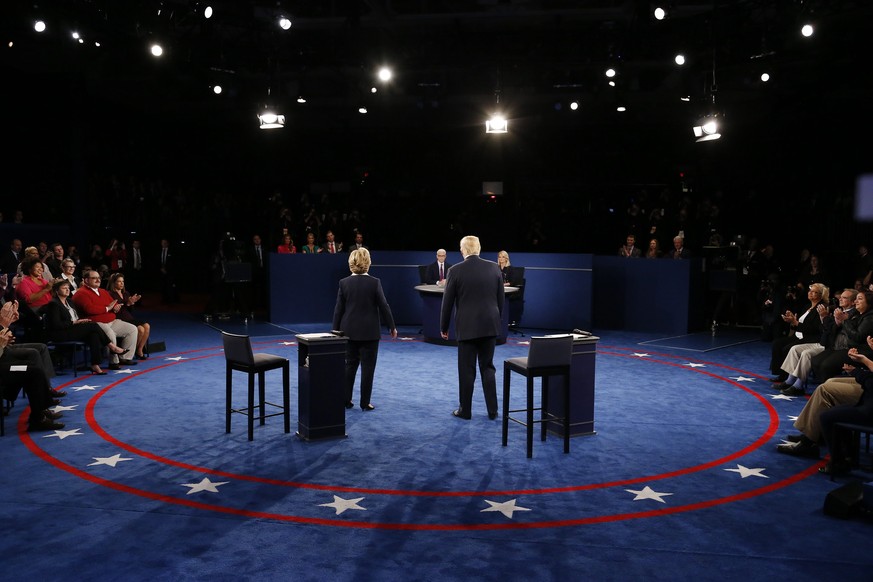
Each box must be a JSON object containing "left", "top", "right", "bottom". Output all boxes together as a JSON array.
[
  {"left": 725, "top": 464, "right": 769, "bottom": 478},
  {"left": 729, "top": 376, "right": 756, "bottom": 382},
  {"left": 181, "top": 477, "right": 229, "bottom": 495},
  {"left": 71, "top": 384, "right": 99, "bottom": 392},
  {"left": 770, "top": 394, "right": 796, "bottom": 401},
  {"left": 631, "top": 353, "right": 651, "bottom": 358},
  {"left": 788, "top": 415, "right": 798, "bottom": 421},
  {"left": 625, "top": 486, "right": 673, "bottom": 503},
  {"left": 319, "top": 495, "right": 367, "bottom": 515},
  {"left": 50, "top": 404, "right": 78, "bottom": 412},
  {"left": 684, "top": 362, "right": 706, "bottom": 368},
  {"left": 279, "top": 342, "right": 296, "bottom": 346},
  {"left": 88, "top": 454, "right": 133, "bottom": 467},
  {"left": 779, "top": 438, "right": 796, "bottom": 446},
  {"left": 113, "top": 368, "right": 136, "bottom": 374},
  {"left": 398, "top": 336, "right": 414, "bottom": 341},
  {"left": 166, "top": 356, "right": 186, "bottom": 361},
  {"left": 42, "top": 428, "right": 83, "bottom": 440},
  {"left": 481, "top": 499, "right": 532, "bottom": 519}
]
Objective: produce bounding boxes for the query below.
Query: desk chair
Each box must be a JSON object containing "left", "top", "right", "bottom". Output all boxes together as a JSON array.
[
  {"left": 48, "top": 341, "right": 89, "bottom": 377},
  {"left": 222, "top": 332, "right": 291, "bottom": 441},
  {"left": 502, "top": 334, "right": 573, "bottom": 458}
]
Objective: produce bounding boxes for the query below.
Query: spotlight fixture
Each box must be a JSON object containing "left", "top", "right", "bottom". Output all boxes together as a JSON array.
[
  {"left": 279, "top": 17, "right": 292, "bottom": 30},
  {"left": 692, "top": 114, "right": 722, "bottom": 142},
  {"left": 258, "top": 109, "right": 285, "bottom": 129},
  {"left": 616, "top": 106, "right": 627, "bottom": 112},
  {"left": 358, "top": 107, "right": 368, "bottom": 114},
  {"left": 570, "top": 101, "right": 579, "bottom": 111},
  {"left": 212, "top": 85, "right": 222, "bottom": 95},
  {"left": 801, "top": 24, "right": 814, "bottom": 37},
  {"left": 605, "top": 68, "right": 616, "bottom": 78},
  {"left": 34, "top": 20, "right": 46, "bottom": 33},
  {"left": 674, "top": 54, "right": 686, "bottom": 66},
  {"left": 653, "top": 7, "right": 667, "bottom": 21},
  {"left": 150, "top": 43, "right": 164, "bottom": 57},
  {"left": 204, "top": 6, "right": 213, "bottom": 19},
  {"left": 297, "top": 96, "right": 306, "bottom": 104},
  {"left": 486, "top": 115, "right": 508, "bottom": 133},
  {"left": 760, "top": 72, "right": 770, "bottom": 82},
  {"left": 377, "top": 67, "right": 392, "bottom": 82}
]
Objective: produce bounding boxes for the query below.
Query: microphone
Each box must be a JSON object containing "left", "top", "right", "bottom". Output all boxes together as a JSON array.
[{"left": 572, "top": 328, "right": 591, "bottom": 337}]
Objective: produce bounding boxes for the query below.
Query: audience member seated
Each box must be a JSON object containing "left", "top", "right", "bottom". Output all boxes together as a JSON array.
[
  {"left": 15, "top": 257, "right": 60, "bottom": 316},
  {"left": 818, "top": 347, "right": 873, "bottom": 475},
  {"left": 768, "top": 283, "right": 827, "bottom": 382},
  {"left": 667, "top": 235, "right": 691, "bottom": 259},
  {"left": 321, "top": 230, "right": 343, "bottom": 254},
  {"left": 644, "top": 238, "right": 662, "bottom": 259},
  {"left": 775, "top": 288, "right": 856, "bottom": 396},
  {"left": 59, "top": 259, "right": 80, "bottom": 293},
  {"left": 72, "top": 269, "right": 138, "bottom": 370},
  {"left": 618, "top": 234, "right": 641, "bottom": 258},
  {"left": 277, "top": 234, "right": 297, "bottom": 254},
  {"left": 45, "top": 242, "right": 66, "bottom": 279},
  {"left": 300, "top": 232, "right": 322, "bottom": 254},
  {"left": 107, "top": 273, "right": 151, "bottom": 360},
  {"left": 44, "top": 280, "right": 126, "bottom": 375},
  {"left": 348, "top": 231, "right": 367, "bottom": 252},
  {"left": 810, "top": 290, "right": 873, "bottom": 382},
  {"left": 17, "top": 247, "right": 52, "bottom": 281},
  {"left": 425, "top": 249, "right": 452, "bottom": 286}
]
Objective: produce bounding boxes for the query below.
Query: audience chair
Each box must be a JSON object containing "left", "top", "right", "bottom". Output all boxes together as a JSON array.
[
  {"left": 831, "top": 421, "right": 873, "bottom": 481},
  {"left": 48, "top": 341, "right": 89, "bottom": 377},
  {"left": 502, "top": 334, "right": 573, "bottom": 458},
  {"left": 222, "top": 332, "right": 291, "bottom": 441}
]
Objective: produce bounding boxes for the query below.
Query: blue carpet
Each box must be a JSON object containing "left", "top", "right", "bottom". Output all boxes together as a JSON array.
[{"left": 1, "top": 315, "right": 871, "bottom": 581}]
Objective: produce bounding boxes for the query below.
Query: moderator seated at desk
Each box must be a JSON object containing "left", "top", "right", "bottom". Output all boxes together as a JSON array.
[{"left": 415, "top": 284, "right": 519, "bottom": 345}]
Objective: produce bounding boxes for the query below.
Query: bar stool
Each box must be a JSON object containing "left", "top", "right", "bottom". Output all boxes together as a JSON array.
[
  {"left": 830, "top": 421, "right": 873, "bottom": 481},
  {"left": 222, "top": 332, "right": 291, "bottom": 441},
  {"left": 502, "top": 334, "right": 574, "bottom": 458}
]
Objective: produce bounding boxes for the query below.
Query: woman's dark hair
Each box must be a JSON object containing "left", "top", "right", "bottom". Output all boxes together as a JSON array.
[{"left": 21, "top": 256, "right": 41, "bottom": 275}]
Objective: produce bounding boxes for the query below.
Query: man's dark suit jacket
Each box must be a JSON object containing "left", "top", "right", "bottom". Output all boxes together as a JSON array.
[
  {"left": 0, "top": 251, "right": 20, "bottom": 276},
  {"left": 440, "top": 255, "right": 504, "bottom": 340},
  {"left": 332, "top": 273, "right": 395, "bottom": 341},
  {"left": 424, "top": 260, "right": 453, "bottom": 285}
]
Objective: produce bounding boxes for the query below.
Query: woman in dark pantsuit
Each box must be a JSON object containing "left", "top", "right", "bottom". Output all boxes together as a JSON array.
[{"left": 332, "top": 248, "right": 397, "bottom": 411}]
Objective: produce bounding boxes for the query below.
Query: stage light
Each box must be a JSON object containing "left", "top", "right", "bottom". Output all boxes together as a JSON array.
[
  {"left": 608, "top": 80, "right": 616, "bottom": 87},
  {"left": 378, "top": 67, "right": 392, "bottom": 82},
  {"left": 258, "top": 110, "right": 285, "bottom": 129},
  {"left": 279, "top": 17, "right": 292, "bottom": 30},
  {"left": 760, "top": 72, "right": 770, "bottom": 82},
  {"left": 150, "top": 44, "right": 164, "bottom": 57},
  {"left": 34, "top": 20, "right": 46, "bottom": 33},
  {"left": 801, "top": 24, "right": 814, "bottom": 37},
  {"left": 370, "top": 87, "right": 377, "bottom": 93},
  {"left": 692, "top": 114, "right": 722, "bottom": 142},
  {"left": 616, "top": 106, "right": 626, "bottom": 112},
  {"left": 605, "top": 68, "right": 616, "bottom": 78},
  {"left": 486, "top": 114, "right": 508, "bottom": 133},
  {"left": 674, "top": 54, "right": 685, "bottom": 66},
  {"left": 297, "top": 96, "right": 306, "bottom": 103},
  {"left": 654, "top": 7, "right": 667, "bottom": 21},
  {"left": 204, "top": 6, "right": 213, "bottom": 19},
  {"left": 358, "top": 107, "right": 368, "bottom": 114},
  {"left": 212, "top": 85, "right": 222, "bottom": 94},
  {"left": 570, "top": 101, "right": 579, "bottom": 111}
]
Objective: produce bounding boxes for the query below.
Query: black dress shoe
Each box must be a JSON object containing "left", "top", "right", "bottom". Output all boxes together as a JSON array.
[
  {"left": 345, "top": 401, "right": 354, "bottom": 409},
  {"left": 452, "top": 409, "right": 471, "bottom": 420},
  {"left": 51, "top": 390, "right": 68, "bottom": 397},
  {"left": 769, "top": 375, "right": 787, "bottom": 383},
  {"left": 773, "top": 382, "right": 792, "bottom": 391},
  {"left": 28, "top": 417, "right": 65, "bottom": 432},
  {"left": 361, "top": 403, "right": 375, "bottom": 411},
  {"left": 784, "top": 434, "right": 803, "bottom": 443},
  {"left": 776, "top": 441, "right": 820, "bottom": 458},
  {"left": 781, "top": 385, "right": 806, "bottom": 396},
  {"left": 118, "top": 359, "right": 138, "bottom": 365},
  {"left": 108, "top": 363, "right": 121, "bottom": 370},
  {"left": 44, "top": 410, "right": 63, "bottom": 420}
]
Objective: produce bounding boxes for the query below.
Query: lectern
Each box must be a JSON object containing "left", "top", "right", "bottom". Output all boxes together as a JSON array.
[{"left": 295, "top": 333, "right": 348, "bottom": 440}]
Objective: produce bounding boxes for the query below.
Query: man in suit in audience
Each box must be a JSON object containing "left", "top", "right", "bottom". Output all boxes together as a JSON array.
[
  {"left": 668, "top": 235, "right": 691, "bottom": 259},
  {"left": 0, "top": 239, "right": 23, "bottom": 275},
  {"left": 424, "top": 249, "right": 452, "bottom": 286},
  {"left": 158, "top": 238, "right": 178, "bottom": 304},
  {"left": 321, "top": 230, "right": 343, "bottom": 254},
  {"left": 248, "top": 234, "right": 267, "bottom": 314},
  {"left": 440, "top": 235, "right": 504, "bottom": 420}
]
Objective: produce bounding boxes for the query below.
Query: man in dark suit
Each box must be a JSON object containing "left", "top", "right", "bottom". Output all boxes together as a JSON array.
[
  {"left": 248, "top": 234, "right": 267, "bottom": 313},
  {"left": 158, "top": 238, "right": 178, "bottom": 303},
  {"left": 332, "top": 248, "right": 397, "bottom": 411},
  {"left": 440, "top": 235, "right": 504, "bottom": 420},
  {"left": 668, "top": 235, "right": 691, "bottom": 259},
  {"left": 424, "top": 248, "right": 452, "bottom": 286},
  {"left": 321, "top": 230, "right": 343, "bottom": 254},
  {"left": 0, "top": 239, "right": 23, "bottom": 276}
]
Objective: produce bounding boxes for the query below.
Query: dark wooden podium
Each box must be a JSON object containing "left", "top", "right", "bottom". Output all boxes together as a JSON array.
[{"left": 295, "top": 333, "right": 348, "bottom": 440}]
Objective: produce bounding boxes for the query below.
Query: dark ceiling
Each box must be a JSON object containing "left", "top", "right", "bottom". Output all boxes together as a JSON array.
[{"left": 4, "top": 0, "right": 871, "bottom": 131}]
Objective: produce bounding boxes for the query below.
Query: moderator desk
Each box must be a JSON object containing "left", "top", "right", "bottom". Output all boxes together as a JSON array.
[
  {"left": 546, "top": 334, "right": 598, "bottom": 437},
  {"left": 415, "top": 284, "right": 519, "bottom": 346}
]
